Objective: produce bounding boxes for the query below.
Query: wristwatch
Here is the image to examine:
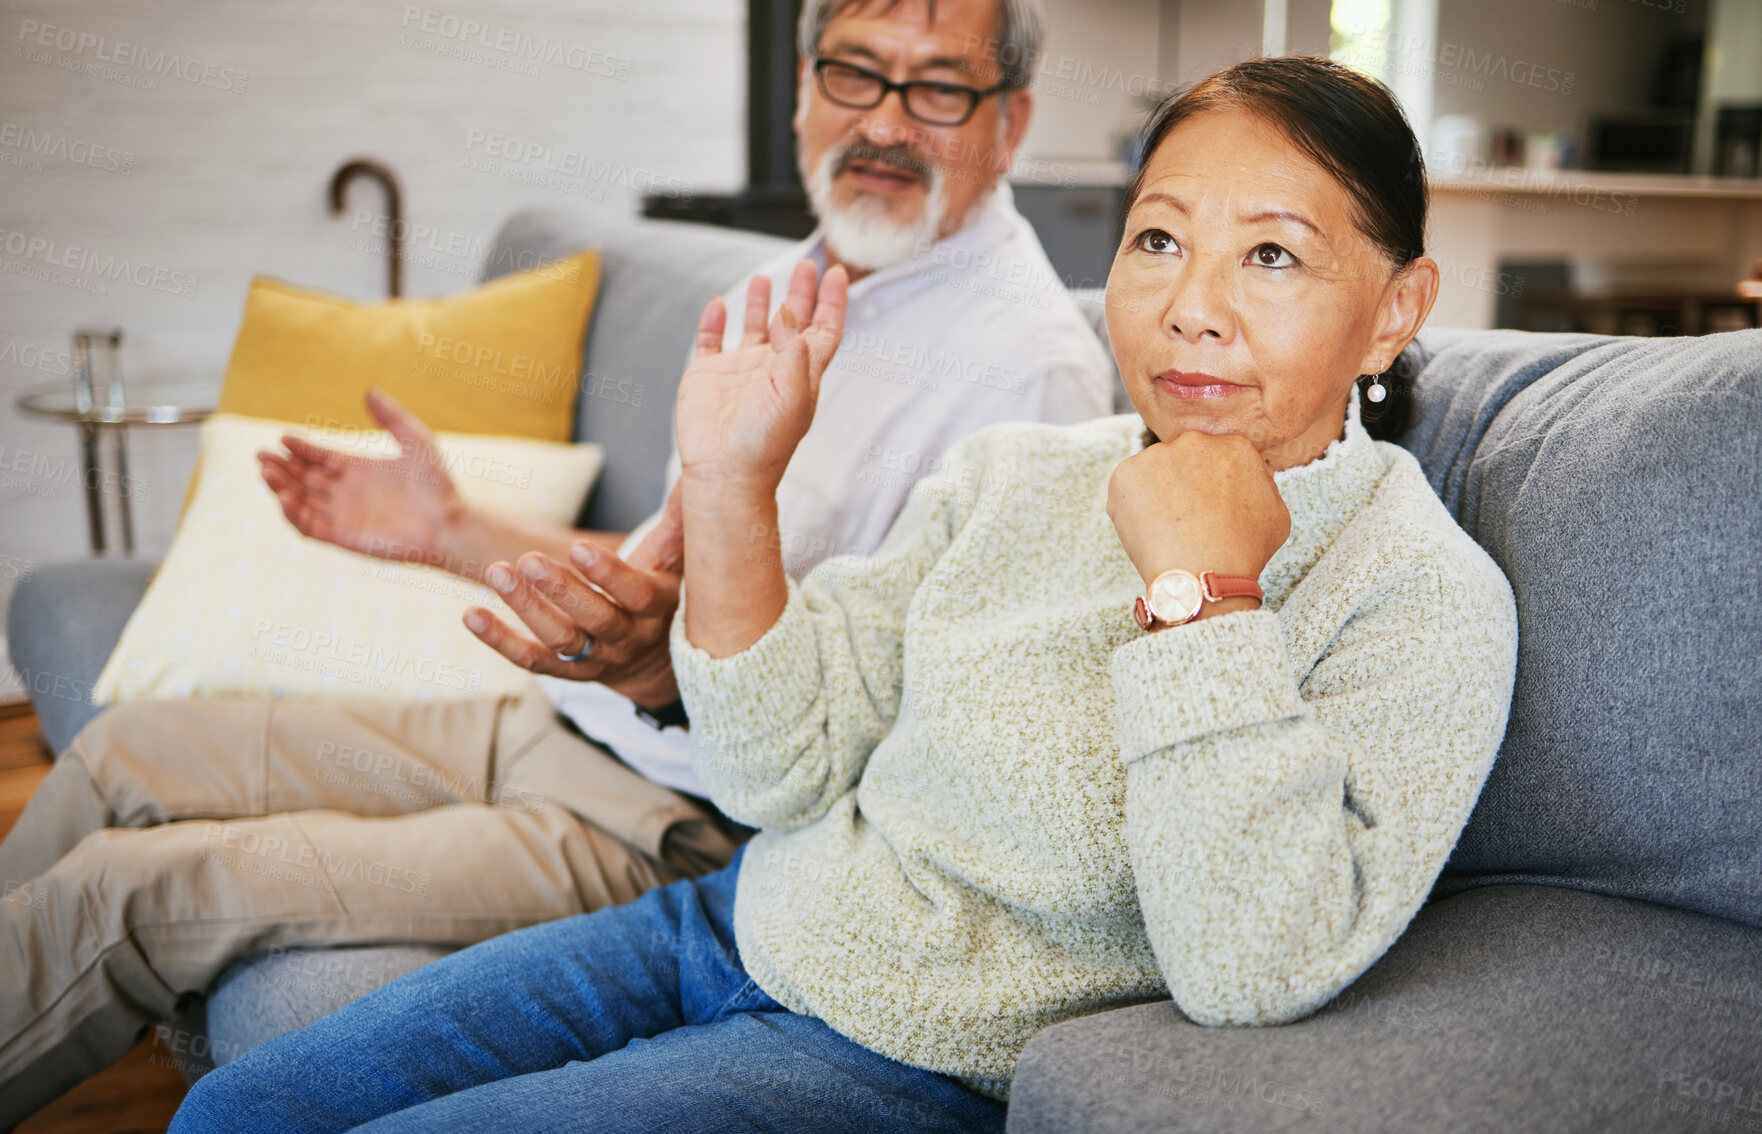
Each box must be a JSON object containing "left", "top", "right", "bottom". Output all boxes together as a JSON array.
[
  {"left": 635, "top": 698, "right": 689, "bottom": 731},
  {"left": 1132, "top": 569, "right": 1263, "bottom": 631}
]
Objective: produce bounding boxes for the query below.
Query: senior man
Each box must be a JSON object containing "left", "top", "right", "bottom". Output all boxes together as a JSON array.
[{"left": 0, "top": 0, "right": 1111, "bottom": 1121}]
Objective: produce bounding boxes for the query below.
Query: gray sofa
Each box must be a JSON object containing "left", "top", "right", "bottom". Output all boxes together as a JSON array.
[{"left": 9, "top": 209, "right": 1760, "bottom": 1131}]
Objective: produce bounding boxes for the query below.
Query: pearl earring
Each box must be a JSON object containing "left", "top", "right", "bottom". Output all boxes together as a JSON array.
[{"left": 1365, "top": 371, "right": 1387, "bottom": 404}]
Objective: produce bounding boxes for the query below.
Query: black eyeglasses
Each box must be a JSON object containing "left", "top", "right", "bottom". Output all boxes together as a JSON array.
[{"left": 811, "top": 57, "right": 1006, "bottom": 127}]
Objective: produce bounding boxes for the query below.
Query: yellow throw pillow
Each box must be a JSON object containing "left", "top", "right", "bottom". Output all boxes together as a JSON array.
[
  {"left": 218, "top": 249, "right": 600, "bottom": 441},
  {"left": 96, "top": 413, "right": 604, "bottom": 705}
]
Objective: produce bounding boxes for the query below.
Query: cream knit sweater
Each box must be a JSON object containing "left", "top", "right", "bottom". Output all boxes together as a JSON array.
[{"left": 672, "top": 400, "right": 1518, "bottom": 1100}]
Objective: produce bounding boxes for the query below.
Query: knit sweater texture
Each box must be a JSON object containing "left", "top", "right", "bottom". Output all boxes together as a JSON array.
[{"left": 671, "top": 399, "right": 1519, "bottom": 1100}]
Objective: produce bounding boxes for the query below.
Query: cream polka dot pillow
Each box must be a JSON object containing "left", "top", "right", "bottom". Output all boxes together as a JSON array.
[{"left": 94, "top": 413, "right": 604, "bottom": 705}]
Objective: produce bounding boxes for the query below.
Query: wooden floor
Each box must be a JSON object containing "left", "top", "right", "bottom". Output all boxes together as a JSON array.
[{"left": 1, "top": 700, "right": 191, "bottom": 1133}]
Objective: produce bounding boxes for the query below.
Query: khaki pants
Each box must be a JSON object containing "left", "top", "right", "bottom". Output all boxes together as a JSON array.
[{"left": 0, "top": 693, "right": 744, "bottom": 1126}]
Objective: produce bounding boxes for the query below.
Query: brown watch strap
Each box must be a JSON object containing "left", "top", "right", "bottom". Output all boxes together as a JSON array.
[{"left": 1200, "top": 572, "right": 1264, "bottom": 604}]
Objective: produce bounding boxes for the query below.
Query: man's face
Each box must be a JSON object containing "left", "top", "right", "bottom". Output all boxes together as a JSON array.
[{"left": 795, "top": 0, "right": 1033, "bottom": 271}]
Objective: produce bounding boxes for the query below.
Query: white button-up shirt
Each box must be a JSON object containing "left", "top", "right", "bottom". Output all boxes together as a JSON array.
[{"left": 542, "top": 182, "right": 1116, "bottom": 796}]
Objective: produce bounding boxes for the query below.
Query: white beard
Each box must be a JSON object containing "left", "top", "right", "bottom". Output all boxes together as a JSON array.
[{"left": 802, "top": 143, "right": 949, "bottom": 273}]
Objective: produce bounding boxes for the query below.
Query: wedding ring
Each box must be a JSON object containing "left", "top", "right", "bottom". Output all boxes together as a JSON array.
[{"left": 556, "top": 635, "right": 594, "bottom": 663}]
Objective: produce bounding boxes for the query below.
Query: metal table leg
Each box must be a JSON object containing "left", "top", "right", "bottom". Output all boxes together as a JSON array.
[
  {"left": 112, "top": 424, "right": 134, "bottom": 555},
  {"left": 78, "top": 420, "right": 105, "bottom": 554}
]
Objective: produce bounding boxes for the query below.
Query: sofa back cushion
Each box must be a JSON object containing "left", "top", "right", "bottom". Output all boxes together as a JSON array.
[
  {"left": 481, "top": 209, "right": 788, "bottom": 532},
  {"left": 1402, "top": 327, "right": 1762, "bottom": 926}
]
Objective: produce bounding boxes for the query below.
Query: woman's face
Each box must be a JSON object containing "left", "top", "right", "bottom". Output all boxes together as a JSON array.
[{"left": 1105, "top": 107, "right": 1437, "bottom": 470}]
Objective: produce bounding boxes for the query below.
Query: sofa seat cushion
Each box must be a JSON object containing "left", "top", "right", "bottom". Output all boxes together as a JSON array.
[
  {"left": 1007, "top": 884, "right": 1762, "bottom": 1134},
  {"left": 201, "top": 944, "right": 455, "bottom": 1074},
  {"left": 1402, "top": 328, "right": 1762, "bottom": 926}
]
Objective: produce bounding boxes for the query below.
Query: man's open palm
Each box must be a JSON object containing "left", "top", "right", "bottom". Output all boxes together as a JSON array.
[{"left": 258, "top": 387, "right": 461, "bottom": 564}]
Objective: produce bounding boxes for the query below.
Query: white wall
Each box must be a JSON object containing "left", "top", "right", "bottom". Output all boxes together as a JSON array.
[
  {"left": 1018, "top": 0, "right": 1336, "bottom": 165},
  {"left": 1169, "top": 0, "right": 1264, "bottom": 84},
  {"left": 1019, "top": 0, "right": 1164, "bottom": 164},
  {"left": 0, "top": 0, "right": 745, "bottom": 687}
]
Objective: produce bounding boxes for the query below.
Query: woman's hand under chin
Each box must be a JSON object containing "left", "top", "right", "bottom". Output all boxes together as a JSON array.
[{"left": 1106, "top": 430, "right": 1293, "bottom": 608}]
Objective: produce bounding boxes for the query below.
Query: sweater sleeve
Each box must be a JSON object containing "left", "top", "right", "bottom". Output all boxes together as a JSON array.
[
  {"left": 1113, "top": 548, "right": 1517, "bottom": 1027},
  {"left": 671, "top": 436, "right": 986, "bottom": 830}
]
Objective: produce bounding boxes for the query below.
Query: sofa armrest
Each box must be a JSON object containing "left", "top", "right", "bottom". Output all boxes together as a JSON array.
[
  {"left": 1007, "top": 885, "right": 1762, "bottom": 1134},
  {"left": 1007, "top": 1001, "right": 1191, "bottom": 1134},
  {"left": 6, "top": 557, "right": 157, "bottom": 755}
]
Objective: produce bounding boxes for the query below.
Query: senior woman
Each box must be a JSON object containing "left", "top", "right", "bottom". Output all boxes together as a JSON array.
[{"left": 172, "top": 56, "right": 1516, "bottom": 1134}]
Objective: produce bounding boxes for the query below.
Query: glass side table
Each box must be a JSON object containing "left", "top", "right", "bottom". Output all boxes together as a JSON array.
[{"left": 14, "top": 380, "right": 217, "bottom": 555}]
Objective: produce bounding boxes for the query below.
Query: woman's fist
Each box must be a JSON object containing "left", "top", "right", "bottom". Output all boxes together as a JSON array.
[{"left": 1107, "top": 430, "right": 1292, "bottom": 593}]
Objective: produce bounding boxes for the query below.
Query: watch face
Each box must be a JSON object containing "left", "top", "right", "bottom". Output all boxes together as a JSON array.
[{"left": 1147, "top": 570, "right": 1204, "bottom": 626}]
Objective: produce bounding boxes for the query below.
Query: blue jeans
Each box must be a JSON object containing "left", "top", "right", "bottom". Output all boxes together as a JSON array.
[{"left": 170, "top": 849, "right": 1005, "bottom": 1133}]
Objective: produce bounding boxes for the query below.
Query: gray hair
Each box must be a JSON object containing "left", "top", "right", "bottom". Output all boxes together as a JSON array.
[{"left": 797, "top": 0, "right": 1044, "bottom": 91}]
